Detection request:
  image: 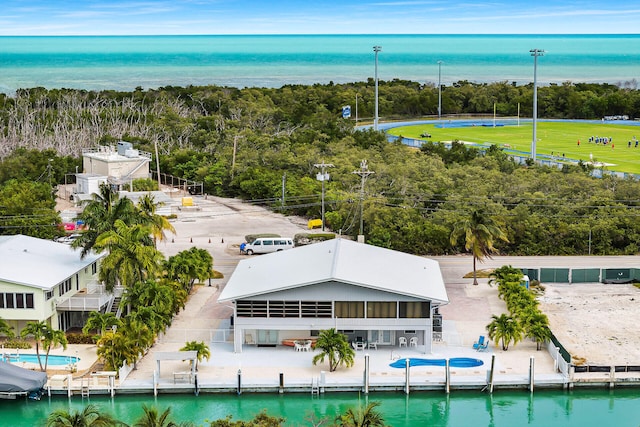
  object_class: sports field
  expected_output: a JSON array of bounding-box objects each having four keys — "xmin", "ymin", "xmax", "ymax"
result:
[{"xmin": 388, "ymin": 120, "xmax": 640, "ymax": 175}]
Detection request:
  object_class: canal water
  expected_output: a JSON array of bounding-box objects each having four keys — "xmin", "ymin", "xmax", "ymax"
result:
[{"xmin": 3, "ymin": 389, "xmax": 640, "ymax": 426}]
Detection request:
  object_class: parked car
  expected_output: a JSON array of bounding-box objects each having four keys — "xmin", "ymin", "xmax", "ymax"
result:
[{"xmin": 243, "ymin": 237, "xmax": 294, "ymax": 255}]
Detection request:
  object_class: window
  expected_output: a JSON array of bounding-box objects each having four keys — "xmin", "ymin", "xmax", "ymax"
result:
[
  {"xmin": 367, "ymin": 302, "xmax": 397, "ymax": 318},
  {"xmin": 91, "ymin": 262, "xmax": 97, "ymax": 275},
  {"xmin": 399, "ymin": 302, "xmax": 430, "ymax": 318},
  {"xmin": 335, "ymin": 301, "xmax": 364, "ymax": 318},
  {"xmin": 301, "ymin": 301, "xmax": 332, "ymax": 318},
  {"xmin": 45, "ymin": 290, "xmax": 54, "ymax": 301},
  {"xmin": 59, "ymin": 278, "xmax": 72, "ymax": 296},
  {"xmin": 263, "ymin": 240, "xmax": 273, "ymax": 246},
  {"xmin": 0, "ymin": 293, "xmax": 33, "ymax": 309}
]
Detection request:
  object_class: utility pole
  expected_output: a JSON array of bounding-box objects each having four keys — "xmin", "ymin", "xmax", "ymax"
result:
[
  {"xmin": 352, "ymin": 160, "xmax": 375, "ymax": 242},
  {"xmin": 281, "ymin": 173, "xmax": 286, "ymax": 209},
  {"xmin": 314, "ymin": 161, "xmax": 334, "ymax": 231}
]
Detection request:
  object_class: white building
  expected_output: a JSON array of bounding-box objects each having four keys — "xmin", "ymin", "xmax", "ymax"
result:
[
  {"xmin": 0, "ymin": 235, "xmax": 107, "ymax": 334},
  {"xmin": 219, "ymin": 238, "xmax": 448, "ymax": 353}
]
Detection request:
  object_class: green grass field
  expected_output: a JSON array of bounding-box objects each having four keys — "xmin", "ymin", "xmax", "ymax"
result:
[{"xmin": 388, "ymin": 121, "xmax": 640, "ymax": 174}]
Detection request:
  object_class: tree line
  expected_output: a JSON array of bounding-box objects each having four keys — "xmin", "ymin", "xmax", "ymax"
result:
[{"xmin": 2, "ymin": 81, "xmax": 640, "ymax": 256}]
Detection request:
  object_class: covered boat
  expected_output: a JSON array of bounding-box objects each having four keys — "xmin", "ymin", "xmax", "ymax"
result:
[{"xmin": 0, "ymin": 361, "xmax": 47, "ymax": 400}]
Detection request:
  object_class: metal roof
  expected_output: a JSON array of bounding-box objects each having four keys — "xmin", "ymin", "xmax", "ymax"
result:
[
  {"xmin": 0, "ymin": 235, "xmax": 103, "ymax": 290},
  {"xmin": 219, "ymin": 238, "xmax": 448, "ymax": 304}
]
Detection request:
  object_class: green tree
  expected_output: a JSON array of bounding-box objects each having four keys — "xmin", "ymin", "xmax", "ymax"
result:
[
  {"xmin": 180, "ymin": 341, "xmax": 211, "ymax": 371},
  {"xmin": 450, "ymin": 209, "xmax": 509, "ymax": 285},
  {"xmin": 82, "ymin": 311, "xmax": 120, "ymax": 337},
  {"xmin": 133, "ymin": 405, "xmax": 191, "ymax": 427},
  {"xmin": 518, "ymin": 309, "xmax": 552, "ymax": 351},
  {"xmin": 336, "ymin": 401, "xmax": 387, "ymax": 427},
  {"xmin": 209, "ymin": 410, "xmax": 284, "ymax": 427},
  {"xmin": 0, "ymin": 179, "xmax": 60, "ymax": 240},
  {"xmin": 312, "ymin": 328, "xmax": 355, "ymax": 372},
  {"xmin": 72, "ymin": 182, "xmax": 140, "ymax": 259},
  {"xmin": 20, "ymin": 321, "xmax": 49, "ymax": 371},
  {"xmin": 93, "ymin": 220, "xmax": 164, "ymax": 290},
  {"xmin": 164, "ymin": 247, "xmax": 213, "ymax": 292},
  {"xmin": 46, "ymin": 404, "xmax": 125, "ymax": 427},
  {"xmin": 137, "ymin": 193, "xmax": 176, "ymax": 247},
  {"xmin": 486, "ymin": 313, "xmax": 523, "ymax": 351},
  {"xmin": 42, "ymin": 328, "xmax": 68, "ymax": 372},
  {"xmin": 0, "ymin": 316, "xmax": 14, "ymax": 338}
]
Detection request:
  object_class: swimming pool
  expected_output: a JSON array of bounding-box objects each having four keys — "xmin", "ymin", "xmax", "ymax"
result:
[
  {"xmin": 390, "ymin": 357, "xmax": 483, "ymax": 369},
  {"xmin": 2, "ymin": 353, "xmax": 80, "ymax": 366}
]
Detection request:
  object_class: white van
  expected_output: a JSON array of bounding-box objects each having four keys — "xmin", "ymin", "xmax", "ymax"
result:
[{"xmin": 244, "ymin": 237, "xmax": 294, "ymax": 255}]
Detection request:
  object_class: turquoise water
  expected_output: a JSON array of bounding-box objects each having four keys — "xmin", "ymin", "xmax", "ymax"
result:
[
  {"xmin": 1, "ymin": 354, "xmax": 79, "ymax": 366},
  {"xmin": 3, "ymin": 390, "xmax": 640, "ymax": 426},
  {"xmin": 1, "ymin": 35, "xmax": 639, "ymax": 92},
  {"xmin": 390, "ymin": 357, "xmax": 483, "ymax": 368}
]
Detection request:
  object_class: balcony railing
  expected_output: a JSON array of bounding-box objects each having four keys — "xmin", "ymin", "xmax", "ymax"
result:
[{"xmin": 56, "ymin": 293, "xmax": 113, "ymax": 311}]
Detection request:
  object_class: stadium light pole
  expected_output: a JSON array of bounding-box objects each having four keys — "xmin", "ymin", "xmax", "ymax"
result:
[
  {"xmin": 373, "ymin": 46, "xmax": 382, "ymax": 131},
  {"xmin": 530, "ymin": 49, "xmax": 544, "ymax": 162},
  {"xmin": 437, "ymin": 60, "xmax": 443, "ymax": 120}
]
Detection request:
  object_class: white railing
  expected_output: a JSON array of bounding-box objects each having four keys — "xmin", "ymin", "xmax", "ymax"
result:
[{"xmin": 57, "ymin": 294, "xmax": 112, "ymax": 311}]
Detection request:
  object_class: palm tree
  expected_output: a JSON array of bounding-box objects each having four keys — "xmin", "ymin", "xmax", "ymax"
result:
[
  {"xmin": 93, "ymin": 220, "xmax": 164, "ymax": 290},
  {"xmin": 486, "ymin": 313, "xmax": 523, "ymax": 351},
  {"xmin": 518, "ymin": 309, "xmax": 552, "ymax": 351},
  {"xmin": 312, "ymin": 328, "xmax": 355, "ymax": 372},
  {"xmin": 180, "ymin": 341, "xmax": 211, "ymax": 371},
  {"xmin": 20, "ymin": 321, "xmax": 49, "ymax": 371},
  {"xmin": 72, "ymin": 182, "xmax": 139, "ymax": 259},
  {"xmin": 137, "ymin": 193, "xmax": 176, "ymax": 247},
  {"xmin": 450, "ymin": 209, "xmax": 509, "ymax": 285},
  {"xmin": 336, "ymin": 401, "xmax": 386, "ymax": 427},
  {"xmin": 488, "ymin": 265, "xmax": 523, "ymax": 287},
  {"xmin": 82, "ymin": 311, "xmax": 120, "ymax": 337},
  {"xmin": 46, "ymin": 404, "xmax": 125, "ymax": 427},
  {"xmin": 96, "ymin": 327, "xmax": 144, "ymax": 371},
  {"xmin": 0, "ymin": 316, "xmax": 14, "ymax": 338},
  {"xmin": 133, "ymin": 405, "xmax": 181, "ymax": 427},
  {"xmin": 42, "ymin": 328, "xmax": 68, "ymax": 371}
]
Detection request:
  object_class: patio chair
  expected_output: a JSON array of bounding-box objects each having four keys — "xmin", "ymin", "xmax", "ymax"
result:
[
  {"xmin": 294, "ymin": 341, "xmax": 303, "ymax": 351},
  {"xmin": 302, "ymin": 340, "xmax": 312, "ymax": 352},
  {"xmin": 476, "ymin": 340, "xmax": 490, "ymax": 352},
  {"xmin": 398, "ymin": 337, "xmax": 407, "ymax": 347},
  {"xmin": 409, "ymin": 337, "xmax": 418, "ymax": 347},
  {"xmin": 472, "ymin": 335, "xmax": 485, "ymax": 350}
]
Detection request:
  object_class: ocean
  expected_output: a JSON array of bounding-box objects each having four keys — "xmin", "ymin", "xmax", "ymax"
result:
[{"xmin": 1, "ymin": 34, "xmax": 639, "ymax": 93}]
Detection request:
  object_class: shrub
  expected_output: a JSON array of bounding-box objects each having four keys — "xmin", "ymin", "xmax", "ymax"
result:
[
  {"xmin": 66, "ymin": 333, "xmax": 98, "ymax": 344},
  {"xmin": 2, "ymin": 338, "xmax": 32, "ymax": 349},
  {"xmin": 293, "ymin": 232, "xmax": 336, "ymax": 246}
]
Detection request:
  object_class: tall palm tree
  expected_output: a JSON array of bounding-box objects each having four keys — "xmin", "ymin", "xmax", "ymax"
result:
[
  {"xmin": 180, "ymin": 341, "xmax": 211, "ymax": 371},
  {"xmin": 72, "ymin": 182, "xmax": 139, "ymax": 259},
  {"xmin": 82, "ymin": 311, "xmax": 120, "ymax": 337},
  {"xmin": 20, "ymin": 321, "xmax": 49, "ymax": 371},
  {"xmin": 137, "ymin": 193, "xmax": 176, "ymax": 247},
  {"xmin": 336, "ymin": 401, "xmax": 387, "ymax": 427},
  {"xmin": 312, "ymin": 328, "xmax": 355, "ymax": 372},
  {"xmin": 46, "ymin": 404, "xmax": 125, "ymax": 427},
  {"xmin": 450, "ymin": 209, "xmax": 509, "ymax": 285},
  {"xmin": 487, "ymin": 313, "xmax": 523, "ymax": 351},
  {"xmin": 93, "ymin": 220, "xmax": 164, "ymax": 290}
]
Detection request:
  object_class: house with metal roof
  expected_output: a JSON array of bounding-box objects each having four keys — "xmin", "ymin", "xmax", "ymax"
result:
[
  {"xmin": 0, "ymin": 235, "xmax": 107, "ymax": 334},
  {"xmin": 219, "ymin": 238, "xmax": 448, "ymax": 353}
]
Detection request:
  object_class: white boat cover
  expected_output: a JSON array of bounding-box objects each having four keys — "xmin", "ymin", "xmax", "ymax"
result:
[{"xmin": 0, "ymin": 361, "xmax": 47, "ymax": 393}]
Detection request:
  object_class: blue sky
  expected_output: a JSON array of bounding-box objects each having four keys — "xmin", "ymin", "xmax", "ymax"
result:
[{"xmin": 2, "ymin": 1, "xmax": 640, "ymax": 35}]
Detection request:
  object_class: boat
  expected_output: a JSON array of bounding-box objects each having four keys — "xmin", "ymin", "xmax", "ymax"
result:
[{"xmin": 0, "ymin": 361, "xmax": 47, "ymax": 400}]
